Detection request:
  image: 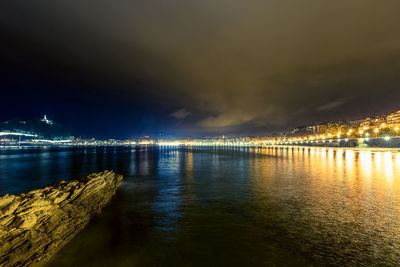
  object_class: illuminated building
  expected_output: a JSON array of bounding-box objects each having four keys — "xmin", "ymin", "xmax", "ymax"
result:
[
  {"xmin": 387, "ymin": 110, "xmax": 400, "ymax": 124},
  {"xmin": 360, "ymin": 117, "xmax": 371, "ymax": 128},
  {"xmin": 41, "ymin": 115, "xmax": 53, "ymax": 125}
]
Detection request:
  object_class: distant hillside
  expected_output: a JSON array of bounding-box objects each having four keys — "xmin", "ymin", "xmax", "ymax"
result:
[{"xmin": 0, "ymin": 116, "xmax": 77, "ymax": 139}]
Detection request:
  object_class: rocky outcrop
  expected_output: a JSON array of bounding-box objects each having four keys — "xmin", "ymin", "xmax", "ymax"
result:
[{"xmin": 0, "ymin": 171, "xmax": 123, "ymax": 266}]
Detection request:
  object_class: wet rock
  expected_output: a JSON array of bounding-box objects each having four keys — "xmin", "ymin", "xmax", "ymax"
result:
[{"xmin": 0, "ymin": 171, "xmax": 123, "ymax": 267}]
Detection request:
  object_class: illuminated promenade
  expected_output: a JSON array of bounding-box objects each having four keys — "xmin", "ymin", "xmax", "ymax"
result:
[{"xmin": 155, "ymin": 136, "xmax": 400, "ymax": 150}]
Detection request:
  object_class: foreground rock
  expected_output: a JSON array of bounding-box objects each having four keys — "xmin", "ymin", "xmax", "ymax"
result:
[{"xmin": 0, "ymin": 171, "xmax": 123, "ymax": 266}]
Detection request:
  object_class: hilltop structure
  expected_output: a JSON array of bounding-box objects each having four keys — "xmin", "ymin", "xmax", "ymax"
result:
[
  {"xmin": 0, "ymin": 115, "xmax": 76, "ymax": 140},
  {"xmin": 41, "ymin": 115, "xmax": 53, "ymax": 125}
]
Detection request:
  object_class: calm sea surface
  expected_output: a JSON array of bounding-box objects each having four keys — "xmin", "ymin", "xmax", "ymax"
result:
[{"xmin": 1, "ymin": 146, "xmax": 400, "ymax": 266}]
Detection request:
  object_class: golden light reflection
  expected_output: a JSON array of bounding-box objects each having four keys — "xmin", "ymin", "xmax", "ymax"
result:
[
  {"xmin": 336, "ymin": 149, "xmax": 343, "ymax": 168},
  {"xmin": 186, "ymin": 151, "xmax": 193, "ymax": 175},
  {"xmin": 257, "ymin": 147, "xmax": 400, "ymax": 192},
  {"xmin": 359, "ymin": 151, "xmax": 372, "ymax": 177},
  {"xmin": 384, "ymin": 152, "xmax": 394, "ymax": 180},
  {"xmin": 328, "ymin": 149, "xmax": 334, "ymax": 166},
  {"xmin": 345, "ymin": 150, "xmax": 355, "ymax": 171},
  {"xmin": 375, "ymin": 152, "xmax": 382, "ymax": 166},
  {"xmin": 321, "ymin": 148, "xmax": 326, "ymax": 160}
]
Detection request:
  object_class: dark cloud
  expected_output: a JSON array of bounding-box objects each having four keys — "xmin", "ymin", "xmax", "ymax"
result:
[
  {"xmin": 317, "ymin": 97, "xmax": 351, "ymax": 111},
  {"xmin": 170, "ymin": 108, "xmax": 191, "ymax": 119},
  {"xmin": 1, "ymin": 0, "xmax": 400, "ymax": 136}
]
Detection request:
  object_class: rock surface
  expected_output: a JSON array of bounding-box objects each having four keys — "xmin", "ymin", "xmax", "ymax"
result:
[{"xmin": 0, "ymin": 171, "xmax": 123, "ymax": 267}]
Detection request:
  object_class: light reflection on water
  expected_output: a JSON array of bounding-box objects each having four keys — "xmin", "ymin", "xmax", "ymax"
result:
[{"xmin": 1, "ymin": 146, "xmax": 400, "ymax": 265}]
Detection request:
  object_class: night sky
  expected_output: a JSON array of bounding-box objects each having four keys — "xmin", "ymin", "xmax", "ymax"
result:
[{"xmin": 1, "ymin": 1, "xmax": 400, "ymax": 139}]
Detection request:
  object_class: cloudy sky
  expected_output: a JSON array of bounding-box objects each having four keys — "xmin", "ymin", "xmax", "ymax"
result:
[{"xmin": 1, "ymin": 0, "xmax": 400, "ymax": 138}]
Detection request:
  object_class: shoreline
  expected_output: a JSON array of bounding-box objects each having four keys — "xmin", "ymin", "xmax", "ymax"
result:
[
  {"xmin": 264, "ymin": 145, "xmax": 400, "ymax": 153},
  {"xmin": 2, "ymin": 143, "xmax": 400, "ymax": 154}
]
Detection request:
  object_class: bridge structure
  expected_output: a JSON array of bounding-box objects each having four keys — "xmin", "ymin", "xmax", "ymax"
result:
[
  {"xmin": 0, "ymin": 131, "xmax": 72, "ymax": 147},
  {"xmin": 0, "ymin": 131, "xmax": 38, "ymax": 137}
]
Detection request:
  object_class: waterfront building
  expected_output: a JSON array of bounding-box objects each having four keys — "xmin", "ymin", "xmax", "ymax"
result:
[
  {"xmin": 360, "ymin": 117, "xmax": 371, "ymax": 128},
  {"xmin": 387, "ymin": 110, "xmax": 400, "ymax": 124},
  {"xmin": 306, "ymin": 124, "xmax": 327, "ymax": 134},
  {"xmin": 291, "ymin": 126, "xmax": 311, "ymax": 136},
  {"xmin": 306, "ymin": 124, "xmax": 328, "ymax": 134},
  {"xmin": 317, "ymin": 124, "xmax": 329, "ymax": 134},
  {"xmin": 348, "ymin": 119, "xmax": 364, "ymax": 127}
]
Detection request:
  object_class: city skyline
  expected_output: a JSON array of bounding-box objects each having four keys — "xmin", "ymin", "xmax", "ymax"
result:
[{"xmin": 2, "ymin": 107, "xmax": 400, "ymax": 143}]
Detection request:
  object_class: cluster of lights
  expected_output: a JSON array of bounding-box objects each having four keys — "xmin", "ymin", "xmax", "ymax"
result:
[
  {"xmin": 32, "ymin": 139, "xmax": 73, "ymax": 143},
  {"xmin": 158, "ymin": 142, "xmax": 182, "ymax": 146},
  {"xmin": 134, "ymin": 131, "xmax": 400, "ymax": 147},
  {"xmin": 257, "ymin": 123, "xmax": 400, "ymax": 146}
]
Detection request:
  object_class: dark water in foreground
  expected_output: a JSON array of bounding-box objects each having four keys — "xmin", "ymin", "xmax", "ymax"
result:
[{"xmin": 1, "ymin": 146, "xmax": 400, "ymax": 266}]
